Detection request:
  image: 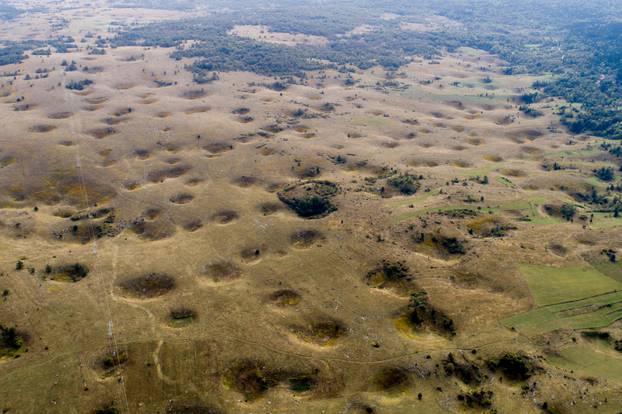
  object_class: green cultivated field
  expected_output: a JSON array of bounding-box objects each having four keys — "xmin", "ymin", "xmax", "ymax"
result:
[
  {"xmin": 585, "ymin": 253, "xmax": 622, "ymax": 283},
  {"xmin": 502, "ymin": 264, "xmax": 622, "ymax": 336},
  {"xmin": 547, "ymin": 342, "xmax": 622, "ymax": 383}
]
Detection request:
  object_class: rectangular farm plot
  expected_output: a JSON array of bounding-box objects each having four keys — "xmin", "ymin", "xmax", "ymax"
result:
[
  {"xmin": 502, "ymin": 264, "xmax": 622, "ymax": 336},
  {"xmin": 519, "ymin": 264, "xmax": 622, "ymax": 306},
  {"xmin": 547, "ymin": 342, "xmax": 622, "ymax": 384}
]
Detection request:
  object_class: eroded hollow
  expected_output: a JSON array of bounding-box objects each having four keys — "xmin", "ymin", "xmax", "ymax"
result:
[
  {"xmin": 212, "ymin": 210, "xmax": 239, "ymax": 224},
  {"xmin": 290, "ymin": 229, "xmax": 324, "ymax": 249},
  {"xmin": 204, "ymin": 142, "xmax": 233, "ymax": 154},
  {"xmin": 290, "ymin": 318, "xmax": 347, "ymax": 346},
  {"xmin": 268, "ymin": 289, "xmax": 301, "ymax": 307},
  {"xmin": 372, "ymin": 367, "xmax": 411, "ymax": 392},
  {"xmin": 240, "ymin": 247, "xmax": 264, "ymax": 263},
  {"xmin": 278, "ymin": 181, "xmax": 339, "ymax": 219},
  {"xmin": 204, "ymin": 261, "xmax": 241, "ymax": 282},
  {"xmin": 365, "ymin": 260, "xmax": 412, "ymax": 290},
  {"xmin": 169, "ymin": 193, "xmax": 194, "ymax": 204},
  {"xmin": 169, "ymin": 307, "xmax": 197, "ymax": 327},
  {"xmin": 225, "ymin": 359, "xmax": 320, "ymax": 401},
  {"xmin": 233, "ymin": 175, "xmax": 257, "ymax": 188},
  {"xmin": 98, "ymin": 349, "xmax": 129, "ymax": 372},
  {"xmin": 130, "ymin": 220, "xmax": 176, "ymax": 241},
  {"xmin": 88, "ymin": 127, "xmax": 116, "ymax": 139},
  {"xmin": 182, "ymin": 220, "xmax": 203, "ymax": 232},
  {"xmin": 118, "ymin": 273, "xmax": 175, "ymax": 298},
  {"xmin": 30, "ymin": 124, "xmax": 57, "ymax": 133},
  {"xmin": 165, "ymin": 402, "xmax": 222, "ymax": 414},
  {"xmin": 48, "ymin": 111, "xmax": 73, "ymax": 119},
  {"xmin": 258, "ymin": 202, "xmax": 282, "ymax": 215},
  {"xmin": 46, "ymin": 263, "xmax": 89, "ymax": 282},
  {"xmin": 146, "ymin": 165, "xmax": 190, "ymax": 183}
]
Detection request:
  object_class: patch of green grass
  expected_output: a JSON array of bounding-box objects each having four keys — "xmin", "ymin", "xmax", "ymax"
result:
[
  {"xmin": 586, "ymin": 255, "xmax": 622, "ymax": 283},
  {"xmin": 390, "ymin": 188, "xmax": 439, "ymax": 207},
  {"xmin": 503, "ymin": 290, "xmax": 622, "ymax": 335},
  {"xmin": 588, "ymin": 212, "xmax": 622, "ymax": 229},
  {"xmin": 547, "ymin": 342, "xmax": 622, "ymax": 384},
  {"xmin": 395, "ymin": 203, "xmax": 482, "ymax": 222},
  {"xmin": 543, "ymin": 147, "xmax": 600, "ymax": 159},
  {"xmin": 518, "ymin": 264, "xmax": 621, "ymax": 306},
  {"xmin": 502, "ymin": 264, "xmax": 622, "ymax": 335},
  {"xmin": 584, "ymin": 175, "xmax": 610, "ymax": 190},
  {"xmin": 497, "ymin": 176, "xmax": 515, "ymax": 188},
  {"xmin": 395, "ymin": 195, "xmax": 561, "ymax": 224},
  {"xmin": 399, "ymin": 87, "xmax": 513, "ymax": 105}
]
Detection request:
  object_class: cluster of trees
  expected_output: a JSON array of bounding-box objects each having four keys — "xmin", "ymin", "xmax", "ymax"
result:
[
  {"xmin": 0, "ymin": 324, "xmax": 24, "ymax": 356},
  {"xmin": 0, "ymin": 37, "xmax": 77, "ymax": 66},
  {"xmin": 0, "ymin": 41, "xmax": 38, "ymax": 66},
  {"xmin": 65, "ymin": 79, "xmax": 93, "ymax": 91}
]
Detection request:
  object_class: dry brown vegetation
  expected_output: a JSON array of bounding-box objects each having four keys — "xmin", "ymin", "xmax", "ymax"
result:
[{"xmin": 0, "ymin": 3, "xmax": 621, "ymax": 414}]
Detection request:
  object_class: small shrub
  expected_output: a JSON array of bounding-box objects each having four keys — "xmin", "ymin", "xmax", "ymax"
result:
[
  {"xmin": 442, "ymin": 353, "xmax": 482, "ymax": 385},
  {"xmin": 288, "ymin": 375, "xmax": 315, "ymax": 392},
  {"xmin": 66, "ymin": 79, "xmax": 93, "ymax": 91},
  {"xmin": 320, "ymin": 102, "xmax": 336, "ymax": 112},
  {"xmin": 101, "ymin": 350, "xmax": 129, "ymax": 370},
  {"xmin": 560, "ymin": 204, "xmax": 576, "ymax": 221},
  {"xmin": 458, "ymin": 389, "xmax": 493, "ymax": 408}
]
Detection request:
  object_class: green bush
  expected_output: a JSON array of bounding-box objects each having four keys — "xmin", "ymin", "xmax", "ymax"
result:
[
  {"xmin": 387, "ymin": 174, "xmax": 419, "ymax": 195},
  {"xmin": 488, "ymin": 352, "xmax": 535, "ymax": 381}
]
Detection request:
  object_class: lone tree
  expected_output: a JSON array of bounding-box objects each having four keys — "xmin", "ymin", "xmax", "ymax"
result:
[
  {"xmin": 595, "ymin": 167, "xmax": 615, "ymax": 182},
  {"xmin": 560, "ymin": 204, "xmax": 576, "ymax": 221}
]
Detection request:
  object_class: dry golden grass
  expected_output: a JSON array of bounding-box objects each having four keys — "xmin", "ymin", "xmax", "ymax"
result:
[{"xmin": 0, "ymin": 5, "xmax": 620, "ymax": 414}]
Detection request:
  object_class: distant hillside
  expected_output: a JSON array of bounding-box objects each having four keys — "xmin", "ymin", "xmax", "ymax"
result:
[{"xmin": 0, "ymin": 2, "xmax": 22, "ymax": 20}]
